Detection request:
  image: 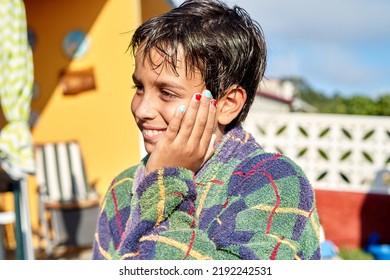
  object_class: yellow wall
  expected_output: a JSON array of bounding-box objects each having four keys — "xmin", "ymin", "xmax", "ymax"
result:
[
  {"xmin": 1, "ymin": 0, "xmax": 172, "ymax": 250},
  {"xmin": 22, "ymin": 0, "xmax": 143, "ymax": 244}
]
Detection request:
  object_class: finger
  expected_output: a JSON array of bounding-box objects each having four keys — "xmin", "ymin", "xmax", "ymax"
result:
[
  {"xmin": 199, "ymin": 97, "xmax": 217, "ymax": 150},
  {"xmin": 164, "ymin": 104, "xmax": 187, "ymax": 142},
  {"xmin": 175, "ymin": 92, "xmax": 202, "ymax": 141},
  {"xmin": 186, "ymin": 89, "xmax": 213, "ymax": 143}
]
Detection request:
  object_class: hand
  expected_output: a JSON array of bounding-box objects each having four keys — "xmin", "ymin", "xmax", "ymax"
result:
[{"xmin": 145, "ymin": 90, "xmax": 217, "ymax": 175}]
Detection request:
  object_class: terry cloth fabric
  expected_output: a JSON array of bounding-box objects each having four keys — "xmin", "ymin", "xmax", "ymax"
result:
[{"xmin": 92, "ymin": 125, "xmax": 321, "ymax": 260}]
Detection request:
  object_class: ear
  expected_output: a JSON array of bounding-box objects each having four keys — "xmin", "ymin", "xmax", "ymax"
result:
[{"xmin": 217, "ymin": 85, "xmax": 247, "ymax": 126}]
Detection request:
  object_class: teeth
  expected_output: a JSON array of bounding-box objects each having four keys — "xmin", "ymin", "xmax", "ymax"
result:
[{"xmin": 143, "ymin": 129, "xmax": 164, "ymax": 137}]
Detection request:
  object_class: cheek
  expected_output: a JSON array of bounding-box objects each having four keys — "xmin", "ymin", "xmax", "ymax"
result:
[
  {"xmin": 162, "ymin": 104, "xmax": 179, "ymax": 124},
  {"xmin": 163, "ymin": 97, "xmax": 193, "ymax": 124}
]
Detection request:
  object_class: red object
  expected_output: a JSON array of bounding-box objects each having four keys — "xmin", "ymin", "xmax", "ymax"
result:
[{"xmin": 315, "ymin": 189, "xmax": 390, "ymax": 248}]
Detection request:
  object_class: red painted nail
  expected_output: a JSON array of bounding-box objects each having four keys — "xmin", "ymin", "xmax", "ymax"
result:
[
  {"xmin": 195, "ymin": 93, "xmax": 202, "ymax": 101},
  {"xmin": 211, "ymin": 99, "xmax": 217, "ymax": 107}
]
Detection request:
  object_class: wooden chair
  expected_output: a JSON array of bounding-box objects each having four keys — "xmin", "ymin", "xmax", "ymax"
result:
[{"xmin": 35, "ymin": 141, "xmax": 100, "ymax": 257}]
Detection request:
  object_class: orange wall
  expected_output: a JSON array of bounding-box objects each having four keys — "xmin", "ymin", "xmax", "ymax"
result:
[
  {"xmin": 141, "ymin": 0, "xmax": 172, "ymax": 21},
  {"xmin": 22, "ymin": 0, "xmax": 143, "ymax": 241}
]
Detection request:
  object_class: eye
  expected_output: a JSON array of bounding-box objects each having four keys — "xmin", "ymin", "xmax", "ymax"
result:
[
  {"xmin": 160, "ymin": 90, "xmax": 177, "ymax": 101},
  {"xmin": 132, "ymin": 84, "xmax": 144, "ymax": 95}
]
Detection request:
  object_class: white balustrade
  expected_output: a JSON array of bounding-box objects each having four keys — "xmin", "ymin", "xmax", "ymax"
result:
[{"xmin": 243, "ymin": 112, "xmax": 390, "ymax": 194}]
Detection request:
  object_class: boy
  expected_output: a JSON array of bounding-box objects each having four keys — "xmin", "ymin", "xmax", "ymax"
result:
[{"xmin": 93, "ymin": 0, "xmax": 321, "ymax": 260}]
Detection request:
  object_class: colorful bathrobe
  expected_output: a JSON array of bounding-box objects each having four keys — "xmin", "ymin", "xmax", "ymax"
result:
[{"xmin": 92, "ymin": 126, "xmax": 321, "ymax": 260}]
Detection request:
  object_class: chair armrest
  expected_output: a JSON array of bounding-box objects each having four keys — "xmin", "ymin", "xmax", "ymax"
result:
[{"xmin": 44, "ymin": 198, "xmax": 100, "ymax": 210}]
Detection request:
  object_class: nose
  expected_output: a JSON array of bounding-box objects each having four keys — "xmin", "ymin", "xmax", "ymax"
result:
[{"xmin": 131, "ymin": 92, "xmax": 156, "ymax": 120}]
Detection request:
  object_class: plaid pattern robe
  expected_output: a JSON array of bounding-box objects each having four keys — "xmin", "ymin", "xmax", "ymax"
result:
[{"xmin": 92, "ymin": 126, "xmax": 321, "ymax": 260}]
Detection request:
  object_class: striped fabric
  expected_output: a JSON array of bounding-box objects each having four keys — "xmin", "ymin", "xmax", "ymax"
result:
[
  {"xmin": 35, "ymin": 141, "xmax": 97, "ymax": 203},
  {"xmin": 93, "ymin": 126, "xmax": 321, "ymax": 260},
  {"xmin": 0, "ymin": 0, "xmax": 35, "ymax": 180}
]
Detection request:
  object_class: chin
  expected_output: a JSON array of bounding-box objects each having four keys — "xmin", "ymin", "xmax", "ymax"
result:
[{"xmin": 143, "ymin": 142, "xmax": 156, "ymax": 154}]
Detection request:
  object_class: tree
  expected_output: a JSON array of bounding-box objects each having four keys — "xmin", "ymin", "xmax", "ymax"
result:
[
  {"xmin": 344, "ymin": 96, "xmax": 378, "ymax": 115},
  {"xmin": 280, "ymin": 76, "xmax": 390, "ymax": 116},
  {"xmin": 376, "ymin": 94, "xmax": 390, "ymax": 116}
]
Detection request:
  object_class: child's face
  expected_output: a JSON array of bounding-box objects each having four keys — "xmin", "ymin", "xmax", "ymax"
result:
[{"xmin": 131, "ymin": 47, "xmax": 206, "ymax": 154}]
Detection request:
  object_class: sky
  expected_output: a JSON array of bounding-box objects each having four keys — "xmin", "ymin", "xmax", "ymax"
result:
[{"xmin": 168, "ymin": 0, "xmax": 390, "ymax": 98}]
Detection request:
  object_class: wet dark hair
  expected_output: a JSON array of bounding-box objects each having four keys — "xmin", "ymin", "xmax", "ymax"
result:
[{"xmin": 129, "ymin": 0, "xmax": 267, "ymax": 130}]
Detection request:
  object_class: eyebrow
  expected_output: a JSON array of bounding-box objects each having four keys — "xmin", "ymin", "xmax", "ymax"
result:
[{"xmin": 132, "ymin": 74, "xmax": 187, "ymax": 91}]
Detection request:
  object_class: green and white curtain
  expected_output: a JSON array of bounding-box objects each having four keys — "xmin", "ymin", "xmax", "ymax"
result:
[{"xmin": 0, "ymin": 0, "xmax": 35, "ymax": 180}]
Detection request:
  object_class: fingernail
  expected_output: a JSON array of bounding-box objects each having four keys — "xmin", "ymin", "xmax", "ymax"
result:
[
  {"xmin": 178, "ymin": 105, "xmax": 186, "ymax": 112},
  {"xmin": 211, "ymin": 99, "xmax": 217, "ymax": 107},
  {"xmin": 203, "ymin": 90, "xmax": 212, "ymax": 98},
  {"xmin": 195, "ymin": 93, "xmax": 202, "ymax": 101}
]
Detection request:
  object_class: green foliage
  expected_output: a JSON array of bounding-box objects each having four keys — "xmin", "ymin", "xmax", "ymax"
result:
[
  {"xmin": 377, "ymin": 95, "xmax": 390, "ymax": 115},
  {"xmin": 281, "ymin": 76, "xmax": 390, "ymax": 116}
]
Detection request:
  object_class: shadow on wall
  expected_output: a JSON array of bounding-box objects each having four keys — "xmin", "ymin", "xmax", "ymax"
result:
[
  {"xmin": 360, "ymin": 192, "xmax": 390, "ymax": 247},
  {"xmin": 21, "ymin": 0, "xmax": 107, "ymax": 131}
]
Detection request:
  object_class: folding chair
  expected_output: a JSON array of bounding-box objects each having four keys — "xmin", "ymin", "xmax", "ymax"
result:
[{"xmin": 35, "ymin": 141, "xmax": 100, "ymax": 257}]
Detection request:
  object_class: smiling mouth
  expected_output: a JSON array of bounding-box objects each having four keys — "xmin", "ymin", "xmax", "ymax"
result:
[{"xmin": 142, "ymin": 129, "xmax": 165, "ymax": 141}]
